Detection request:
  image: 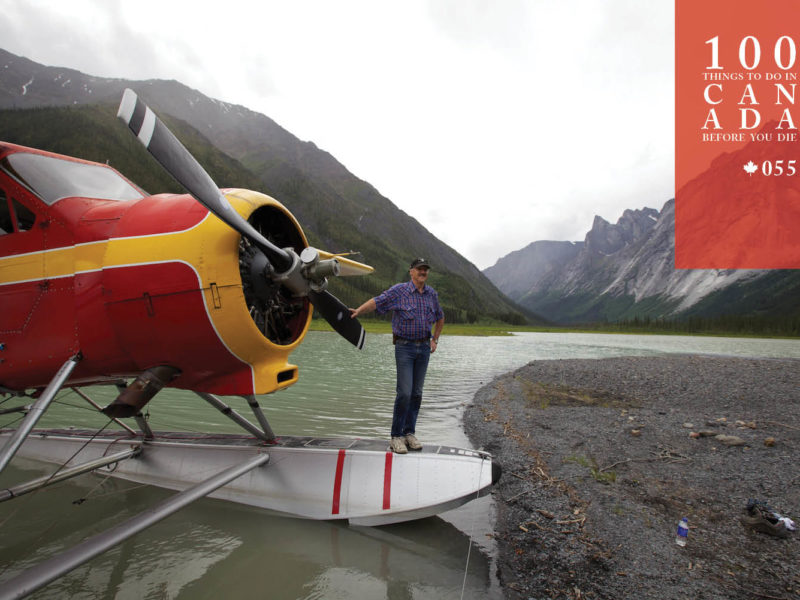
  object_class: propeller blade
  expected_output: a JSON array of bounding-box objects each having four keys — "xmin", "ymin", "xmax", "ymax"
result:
[
  {"xmin": 117, "ymin": 89, "xmax": 371, "ymax": 350},
  {"xmin": 309, "ymin": 290, "xmax": 366, "ymax": 349},
  {"xmin": 317, "ymin": 251, "xmax": 374, "ymax": 276},
  {"xmin": 117, "ymin": 88, "xmax": 292, "ymax": 271}
]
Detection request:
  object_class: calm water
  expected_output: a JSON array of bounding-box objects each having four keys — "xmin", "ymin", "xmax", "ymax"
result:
[{"xmin": 1, "ymin": 332, "xmax": 799, "ymax": 599}]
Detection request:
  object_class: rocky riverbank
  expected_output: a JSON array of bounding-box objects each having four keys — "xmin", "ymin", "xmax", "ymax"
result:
[{"xmin": 463, "ymin": 355, "xmax": 799, "ymax": 600}]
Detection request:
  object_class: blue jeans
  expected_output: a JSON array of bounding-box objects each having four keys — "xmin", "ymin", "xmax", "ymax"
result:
[{"xmin": 391, "ymin": 339, "xmax": 431, "ymax": 437}]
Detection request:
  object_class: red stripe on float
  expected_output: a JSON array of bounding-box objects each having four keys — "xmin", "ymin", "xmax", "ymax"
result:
[
  {"xmin": 383, "ymin": 452, "xmax": 393, "ymax": 510},
  {"xmin": 331, "ymin": 449, "xmax": 346, "ymax": 515}
]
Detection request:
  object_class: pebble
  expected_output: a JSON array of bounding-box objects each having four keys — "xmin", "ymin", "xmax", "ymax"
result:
[
  {"xmin": 697, "ymin": 430, "xmax": 718, "ymax": 437},
  {"xmin": 714, "ymin": 434, "xmax": 745, "ymax": 446}
]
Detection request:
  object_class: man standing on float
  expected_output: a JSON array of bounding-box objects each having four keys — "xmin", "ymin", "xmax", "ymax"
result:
[{"xmin": 350, "ymin": 258, "xmax": 445, "ymax": 454}]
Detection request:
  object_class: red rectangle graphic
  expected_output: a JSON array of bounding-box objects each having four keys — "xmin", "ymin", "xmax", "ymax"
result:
[{"xmin": 676, "ymin": 0, "xmax": 800, "ymax": 268}]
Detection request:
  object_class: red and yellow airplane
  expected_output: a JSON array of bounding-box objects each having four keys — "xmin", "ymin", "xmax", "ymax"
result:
[
  {"xmin": 0, "ymin": 91, "xmax": 499, "ymax": 597},
  {"xmin": 0, "ymin": 88, "xmax": 372, "ymax": 412}
]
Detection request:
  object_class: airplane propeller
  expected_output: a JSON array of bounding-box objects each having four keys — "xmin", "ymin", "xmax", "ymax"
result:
[{"xmin": 117, "ymin": 89, "xmax": 366, "ymax": 349}]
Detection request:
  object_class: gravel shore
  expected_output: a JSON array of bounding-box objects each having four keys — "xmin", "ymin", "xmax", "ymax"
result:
[{"xmin": 463, "ymin": 355, "xmax": 800, "ymax": 600}]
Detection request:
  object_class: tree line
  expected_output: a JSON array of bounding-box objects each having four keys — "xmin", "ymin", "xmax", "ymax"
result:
[{"xmin": 588, "ymin": 314, "xmax": 800, "ymax": 337}]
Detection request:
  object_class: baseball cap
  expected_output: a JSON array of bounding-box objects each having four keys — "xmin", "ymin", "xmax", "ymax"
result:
[{"xmin": 409, "ymin": 258, "xmax": 431, "ymax": 269}]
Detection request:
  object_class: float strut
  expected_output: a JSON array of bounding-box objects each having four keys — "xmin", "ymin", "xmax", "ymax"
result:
[
  {"xmin": 244, "ymin": 395, "xmax": 276, "ymax": 441},
  {"xmin": 195, "ymin": 392, "xmax": 271, "ymax": 442},
  {"xmin": 0, "ymin": 452, "xmax": 270, "ymax": 600},
  {"xmin": 71, "ymin": 388, "xmax": 137, "ymax": 436},
  {"xmin": 0, "ymin": 354, "xmax": 81, "ymax": 475},
  {"xmin": 133, "ymin": 413, "xmax": 154, "ymax": 440},
  {"xmin": 0, "ymin": 446, "xmax": 142, "ymax": 502}
]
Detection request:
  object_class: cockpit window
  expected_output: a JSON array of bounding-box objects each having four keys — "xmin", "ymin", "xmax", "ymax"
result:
[
  {"xmin": 0, "ymin": 151, "xmax": 145, "ymax": 206},
  {"xmin": 0, "ymin": 190, "xmax": 10, "ymax": 235},
  {"xmin": 0, "ymin": 188, "xmax": 38, "ymax": 234},
  {"xmin": 14, "ymin": 199, "xmax": 36, "ymax": 231}
]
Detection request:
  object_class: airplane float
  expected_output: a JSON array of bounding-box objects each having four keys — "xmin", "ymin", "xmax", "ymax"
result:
[{"xmin": 0, "ymin": 90, "xmax": 499, "ymax": 597}]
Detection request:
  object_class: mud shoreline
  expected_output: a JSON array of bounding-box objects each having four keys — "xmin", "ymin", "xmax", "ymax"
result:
[{"xmin": 463, "ymin": 355, "xmax": 799, "ymax": 600}]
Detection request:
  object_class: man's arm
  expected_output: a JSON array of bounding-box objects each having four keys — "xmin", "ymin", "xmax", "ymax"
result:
[
  {"xmin": 350, "ymin": 297, "xmax": 377, "ymax": 319},
  {"xmin": 430, "ymin": 317, "xmax": 444, "ymax": 352}
]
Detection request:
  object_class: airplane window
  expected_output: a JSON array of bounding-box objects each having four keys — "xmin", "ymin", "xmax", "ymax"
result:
[
  {"xmin": 13, "ymin": 199, "xmax": 36, "ymax": 231},
  {"xmin": 0, "ymin": 190, "xmax": 10, "ymax": 235},
  {"xmin": 0, "ymin": 152, "xmax": 145, "ymax": 206}
]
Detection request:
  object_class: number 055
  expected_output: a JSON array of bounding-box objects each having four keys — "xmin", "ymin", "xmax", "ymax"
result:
[{"xmin": 761, "ymin": 160, "xmax": 797, "ymax": 176}]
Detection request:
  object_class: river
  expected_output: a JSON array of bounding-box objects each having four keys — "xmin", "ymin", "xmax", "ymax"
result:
[{"xmin": 1, "ymin": 332, "xmax": 799, "ymax": 599}]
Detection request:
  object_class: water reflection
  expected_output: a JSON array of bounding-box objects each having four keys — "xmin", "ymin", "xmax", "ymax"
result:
[{"xmin": 0, "ymin": 461, "xmax": 497, "ymax": 600}]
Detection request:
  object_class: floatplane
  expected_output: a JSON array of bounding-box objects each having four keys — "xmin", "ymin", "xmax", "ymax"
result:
[{"xmin": 0, "ymin": 90, "xmax": 499, "ymax": 597}]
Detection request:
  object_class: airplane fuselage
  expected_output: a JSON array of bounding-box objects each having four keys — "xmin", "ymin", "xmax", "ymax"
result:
[{"xmin": 0, "ymin": 142, "xmax": 309, "ymax": 395}]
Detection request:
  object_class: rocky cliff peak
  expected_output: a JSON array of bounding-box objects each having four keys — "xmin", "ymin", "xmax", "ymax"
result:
[{"xmin": 584, "ymin": 207, "xmax": 659, "ymax": 256}]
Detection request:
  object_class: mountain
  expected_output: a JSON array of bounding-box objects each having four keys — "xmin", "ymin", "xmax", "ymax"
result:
[
  {"xmin": 0, "ymin": 48, "xmax": 536, "ymax": 325},
  {"xmin": 485, "ymin": 199, "xmax": 799, "ymax": 324},
  {"xmin": 483, "ymin": 240, "xmax": 583, "ymax": 300}
]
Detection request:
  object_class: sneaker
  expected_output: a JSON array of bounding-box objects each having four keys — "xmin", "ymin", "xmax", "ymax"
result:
[
  {"xmin": 741, "ymin": 502, "xmax": 790, "ymax": 538},
  {"xmin": 390, "ymin": 437, "xmax": 408, "ymax": 454},
  {"xmin": 405, "ymin": 434, "xmax": 423, "ymax": 451}
]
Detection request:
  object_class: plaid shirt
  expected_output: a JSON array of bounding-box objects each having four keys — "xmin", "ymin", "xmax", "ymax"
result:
[{"xmin": 374, "ymin": 281, "xmax": 444, "ymax": 340}]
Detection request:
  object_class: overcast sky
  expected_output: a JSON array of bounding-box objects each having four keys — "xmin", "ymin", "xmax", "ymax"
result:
[{"xmin": 1, "ymin": 0, "xmax": 675, "ymax": 270}]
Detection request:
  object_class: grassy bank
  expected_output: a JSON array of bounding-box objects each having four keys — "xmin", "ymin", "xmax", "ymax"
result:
[
  {"xmin": 309, "ymin": 318, "xmax": 800, "ymax": 339},
  {"xmin": 308, "ymin": 318, "xmax": 515, "ymax": 336}
]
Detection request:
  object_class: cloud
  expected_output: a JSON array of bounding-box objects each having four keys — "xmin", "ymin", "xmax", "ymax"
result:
[
  {"xmin": 426, "ymin": 0, "xmax": 532, "ymax": 55},
  {"xmin": 0, "ymin": 0, "xmax": 676, "ymax": 270}
]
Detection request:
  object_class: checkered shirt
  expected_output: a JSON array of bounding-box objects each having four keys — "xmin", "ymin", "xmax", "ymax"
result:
[{"xmin": 374, "ymin": 281, "xmax": 444, "ymax": 340}]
